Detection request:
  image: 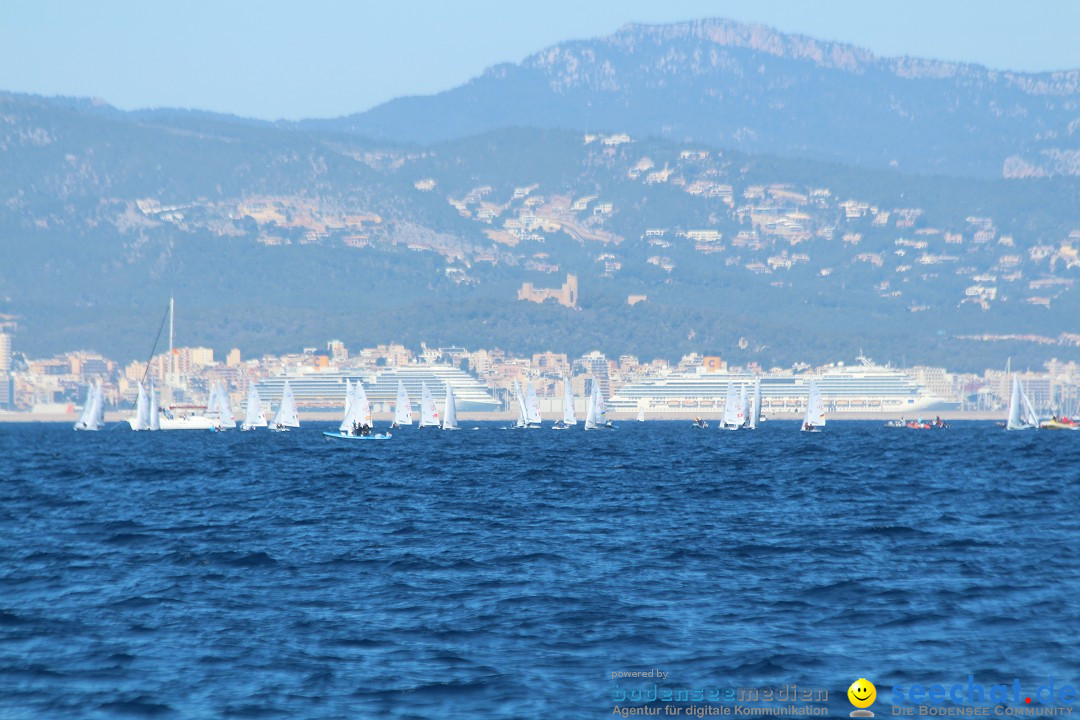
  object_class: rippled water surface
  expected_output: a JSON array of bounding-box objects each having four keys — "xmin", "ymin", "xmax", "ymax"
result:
[{"xmin": 2, "ymin": 421, "xmax": 1078, "ymax": 718}]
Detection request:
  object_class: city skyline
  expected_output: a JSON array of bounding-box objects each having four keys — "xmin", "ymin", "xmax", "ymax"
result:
[
  {"xmin": 7, "ymin": 330, "xmax": 1080, "ymax": 417},
  {"xmin": 2, "ymin": 1, "xmax": 1079, "ymax": 120}
]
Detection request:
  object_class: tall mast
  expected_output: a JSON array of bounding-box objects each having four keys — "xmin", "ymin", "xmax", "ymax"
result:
[{"xmin": 168, "ymin": 295, "xmax": 175, "ymax": 382}]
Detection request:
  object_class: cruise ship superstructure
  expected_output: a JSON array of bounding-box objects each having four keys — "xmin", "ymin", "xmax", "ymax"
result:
[
  {"xmin": 609, "ymin": 357, "xmax": 957, "ymax": 414},
  {"xmin": 257, "ymin": 364, "xmax": 500, "ymax": 413}
]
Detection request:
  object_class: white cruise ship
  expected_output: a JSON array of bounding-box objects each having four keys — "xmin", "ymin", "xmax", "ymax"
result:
[
  {"xmin": 257, "ymin": 365, "xmax": 500, "ymax": 413},
  {"xmin": 609, "ymin": 356, "xmax": 957, "ymax": 414}
]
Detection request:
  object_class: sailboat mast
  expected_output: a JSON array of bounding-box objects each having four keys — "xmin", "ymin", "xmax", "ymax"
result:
[{"xmin": 168, "ymin": 295, "xmax": 175, "ymax": 382}]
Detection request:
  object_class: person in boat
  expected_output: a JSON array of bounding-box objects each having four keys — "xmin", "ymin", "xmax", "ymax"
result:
[
  {"xmin": 553, "ymin": 420, "xmax": 565, "ymax": 429},
  {"xmin": 360, "ymin": 424, "xmax": 371, "ymax": 436}
]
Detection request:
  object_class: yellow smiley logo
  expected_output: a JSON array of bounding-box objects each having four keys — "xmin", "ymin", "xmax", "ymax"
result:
[{"xmin": 848, "ymin": 678, "xmax": 876, "ymax": 712}]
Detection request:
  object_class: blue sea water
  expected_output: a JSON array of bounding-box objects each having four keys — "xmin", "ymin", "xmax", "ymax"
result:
[{"xmin": 1, "ymin": 421, "xmax": 1078, "ymax": 719}]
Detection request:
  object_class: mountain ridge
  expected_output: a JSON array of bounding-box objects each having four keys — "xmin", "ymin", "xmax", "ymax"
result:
[{"xmin": 308, "ymin": 17, "xmax": 1080, "ymax": 179}]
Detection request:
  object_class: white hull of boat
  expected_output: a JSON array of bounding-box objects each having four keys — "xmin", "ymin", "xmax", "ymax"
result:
[
  {"xmin": 159, "ymin": 415, "xmax": 218, "ymax": 430},
  {"xmin": 323, "ymin": 431, "xmax": 392, "ymax": 441}
]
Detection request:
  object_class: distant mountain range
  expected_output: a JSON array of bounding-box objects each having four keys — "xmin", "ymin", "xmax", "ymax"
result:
[
  {"xmin": 1, "ymin": 18, "xmax": 1079, "ymax": 371},
  {"xmin": 306, "ymin": 19, "xmax": 1080, "ymax": 179}
]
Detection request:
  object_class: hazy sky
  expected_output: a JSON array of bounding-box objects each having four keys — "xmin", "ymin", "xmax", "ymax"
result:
[{"xmin": 3, "ymin": 0, "xmax": 1079, "ymax": 120}]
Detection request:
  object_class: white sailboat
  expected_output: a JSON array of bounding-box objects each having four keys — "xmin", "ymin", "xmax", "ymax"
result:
[
  {"xmin": 442, "ymin": 383, "xmax": 459, "ymax": 430},
  {"xmin": 801, "ymin": 380, "xmax": 825, "ymax": 432},
  {"xmin": 720, "ymin": 383, "xmax": 742, "ymax": 430},
  {"xmin": 740, "ymin": 386, "xmax": 750, "ymax": 428},
  {"xmin": 637, "ymin": 408, "xmax": 646, "ymax": 422},
  {"xmin": 512, "ymin": 380, "xmax": 529, "ymax": 428},
  {"xmin": 337, "ymin": 381, "xmax": 367, "ymax": 433},
  {"xmin": 392, "ymin": 380, "xmax": 413, "ymax": 428},
  {"xmin": 419, "ymin": 381, "xmax": 440, "ymax": 428},
  {"xmin": 584, "ymin": 380, "xmax": 612, "ymax": 430},
  {"xmin": 74, "ymin": 380, "xmax": 104, "ymax": 431},
  {"xmin": 241, "ymin": 381, "xmax": 267, "ymax": 431},
  {"xmin": 217, "ymin": 383, "xmax": 236, "ymax": 430},
  {"xmin": 324, "ymin": 380, "xmax": 391, "ymax": 440},
  {"xmin": 127, "ymin": 382, "xmax": 151, "ymax": 431},
  {"xmin": 748, "ymin": 377, "xmax": 762, "ymax": 430},
  {"xmin": 554, "ymin": 379, "xmax": 576, "ymax": 430},
  {"xmin": 149, "ymin": 381, "xmax": 160, "ymax": 431},
  {"xmin": 1005, "ymin": 375, "xmax": 1039, "ymax": 431},
  {"xmin": 270, "ymin": 380, "xmax": 300, "ymax": 431},
  {"xmin": 140, "ymin": 297, "xmax": 217, "ymax": 430},
  {"xmin": 524, "ymin": 381, "xmax": 542, "ymax": 428},
  {"xmin": 203, "ymin": 381, "xmax": 222, "ymax": 429},
  {"xmin": 204, "ymin": 381, "xmax": 236, "ymax": 430}
]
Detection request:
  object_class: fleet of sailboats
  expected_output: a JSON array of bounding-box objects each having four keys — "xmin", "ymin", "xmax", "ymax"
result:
[
  {"xmin": 90, "ymin": 366, "xmax": 1080, "ymax": 436},
  {"xmin": 94, "ymin": 302, "xmax": 1064, "ymax": 437}
]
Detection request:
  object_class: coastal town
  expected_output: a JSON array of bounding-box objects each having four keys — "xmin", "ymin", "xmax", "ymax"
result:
[{"xmin": 2, "ymin": 326, "xmax": 1078, "ymax": 419}]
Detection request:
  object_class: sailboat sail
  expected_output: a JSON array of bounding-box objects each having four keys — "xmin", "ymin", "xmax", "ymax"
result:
[
  {"xmin": 75, "ymin": 382, "xmax": 99, "ymax": 430},
  {"xmin": 205, "ymin": 382, "xmax": 220, "ymax": 421},
  {"xmin": 272, "ymin": 380, "xmax": 300, "ymax": 428},
  {"xmin": 563, "ymin": 379, "xmax": 577, "ymax": 425},
  {"xmin": 584, "ymin": 382, "xmax": 597, "ymax": 429},
  {"xmin": 394, "ymin": 381, "xmax": 413, "ymax": 426},
  {"xmin": 803, "ymin": 380, "xmax": 825, "ymax": 430},
  {"xmin": 339, "ymin": 381, "xmax": 361, "ymax": 432},
  {"xmin": 149, "ymin": 381, "xmax": 160, "ymax": 430},
  {"xmin": 1006, "ymin": 375, "xmax": 1038, "ymax": 430},
  {"xmin": 217, "ymin": 383, "xmax": 236, "ymax": 429},
  {"xmin": 134, "ymin": 382, "xmax": 150, "ymax": 430},
  {"xmin": 242, "ymin": 381, "xmax": 267, "ymax": 430},
  {"xmin": 442, "ymin": 383, "xmax": 459, "ymax": 430},
  {"xmin": 749, "ymin": 377, "xmax": 762, "ymax": 430},
  {"xmin": 739, "ymin": 386, "xmax": 750, "ymax": 427},
  {"xmin": 91, "ymin": 380, "xmax": 105, "ymax": 429},
  {"xmin": 721, "ymin": 384, "xmax": 741, "ymax": 428},
  {"xmin": 637, "ymin": 408, "xmax": 645, "ymax": 422},
  {"xmin": 419, "ymin": 381, "xmax": 440, "ymax": 427},
  {"xmin": 585, "ymin": 380, "xmax": 607, "ymax": 429},
  {"xmin": 355, "ymin": 382, "xmax": 372, "ymax": 428},
  {"xmin": 524, "ymin": 382, "xmax": 542, "ymax": 426},
  {"xmin": 513, "ymin": 381, "xmax": 528, "ymax": 427}
]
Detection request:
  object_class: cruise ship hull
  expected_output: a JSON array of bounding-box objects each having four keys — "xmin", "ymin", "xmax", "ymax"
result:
[
  {"xmin": 609, "ymin": 364, "xmax": 959, "ymax": 415},
  {"xmin": 258, "ymin": 366, "xmax": 500, "ymax": 414}
]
